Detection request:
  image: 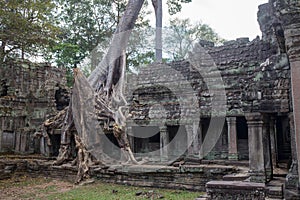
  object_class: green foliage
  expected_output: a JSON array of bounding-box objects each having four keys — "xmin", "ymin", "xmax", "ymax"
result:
[
  {"xmin": 167, "ymin": 0, "xmax": 192, "ymax": 15},
  {"xmin": 50, "ymin": 43, "xmax": 82, "ymax": 68},
  {"xmin": 48, "ymin": 0, "xmax": 117, "ymax": 69},
  {"xmin": 126, "ymin": 24, "xmax": 155, "ymax": 72},
  {"xmin": 50, "ymin": 0, "xmax": 153, "ymax": 77},
  {"xmin": 165, "ymin": 18, "xmax": 225, "ymax": 60},
  {"xmin": 46, "ymin": 181, "xmax": 203, "ymax": 200},
  {"xmin": 0, "ymin": 176, "xmax": 203, "ymax": 200},
  {"xmin": 127, "ymin": 51, "xmax": 155, "ymax": 72},
  {"xmin": 0, "ymin": 0, "xmax": 59, "ymax": 61}
]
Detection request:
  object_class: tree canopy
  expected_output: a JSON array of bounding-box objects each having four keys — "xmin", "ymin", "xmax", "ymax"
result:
[
  {"xmin": 0, "ymin": 0, "xmax": 59, "ymax": 62},
  {"xmin": 0, "ymin": 0, "xmax": 224, "ymax": 75},
  {"xmin": 167, "ymin": 0, "xmax": 192, "ymax": 15},
  {"xmin": 165, "ymin": 18, "xmax": 225, "ymax": 60},
  {"xmin": 48, "ymin": 0, "xmax": 152, "ymax": 79}
]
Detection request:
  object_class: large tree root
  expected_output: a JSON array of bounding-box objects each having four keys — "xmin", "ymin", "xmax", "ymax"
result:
[
  {"xmin": 73, "ymin": 135, "xmax": 94, "ymax": 184},
  {"xmin": 38, "ymin": 0, "xmax": 145, "ymax": 184},
  {"xmin": 113, "ymin": 123, "xmax": 138, "ymax": 164}
]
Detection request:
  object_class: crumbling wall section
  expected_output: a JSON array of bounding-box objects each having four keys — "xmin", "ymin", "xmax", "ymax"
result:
[
  {"xmin": 129, "ymin": 37, "xmax": 290, "ymax": 121},
  {"xmin": 269, "ymin": 0, "xmax": 300, "ymax": 198},
  {"xmin": 128, "ymin": 33, "xmax": 290, "ymax": 160},
  {"xmin": 0, "ymin": 60, "xmax": 69, "ymax": 154}
]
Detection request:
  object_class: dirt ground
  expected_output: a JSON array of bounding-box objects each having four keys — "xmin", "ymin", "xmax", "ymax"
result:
[
  {"xmin": 0, "ymin": 176, "xmax": 74, "ymax": 200},
  {"xmin": 0, "ymin": 176, "xmax": 202, "ymax": 200}
]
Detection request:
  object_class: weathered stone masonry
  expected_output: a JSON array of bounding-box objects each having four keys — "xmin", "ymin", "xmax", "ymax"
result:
[
  {"xmin": 0, "ymin": 60, "xmax": 69, "ymax": 155},
  {"xmin": 126, "ymin": 0, "xmax": 300, "ymax": 198},
  {"xmin": 128, "ymin": 1, "xmax": 291, "ymax": 182},
  {"xmin": 0, "ymin": 0, "xmax": 300, "ymax": 199},
  {"xmin": 272, "ymin": 1, "xmax": 300, "ymax": 199}
]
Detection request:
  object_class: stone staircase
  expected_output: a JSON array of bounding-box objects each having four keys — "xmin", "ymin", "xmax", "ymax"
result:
[
  {"xmin": 194, "ymin": 171, "xmax": 285, "ymax": 200},
  {"xmin": 265, "ymin": 177, "xmax": 285, "ymax": 199}
]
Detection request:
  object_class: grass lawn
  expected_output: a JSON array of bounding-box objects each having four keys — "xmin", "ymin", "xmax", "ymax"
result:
[{"xmin": 0, "ymin": 176, "xmax": 203, "ymax": 199}]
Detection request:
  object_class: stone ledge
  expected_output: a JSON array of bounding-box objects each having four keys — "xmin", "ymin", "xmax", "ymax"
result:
[
  {"xmin": 206, "ymin": 181, "xmax": 266, "ymax": 200},
  {"xmin": 0, "ymin": 158, "xmax": 237, "ymax": 191},
  {"xmin": 206, "ymin": 180, "xmax": 265, "ymax": 190}
]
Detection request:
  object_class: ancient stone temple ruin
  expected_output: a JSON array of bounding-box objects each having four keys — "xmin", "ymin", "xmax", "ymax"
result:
[
  {"xmin": 121, "ymin": 0, "xmax": 300, "ymax": 198},
  {"xmin": 0, "ymin": 0, "xmax": 300, "ymax": 199},
  {"xmin": 0, "ymin": 60, "xmax": 69, "ymax": 155}
]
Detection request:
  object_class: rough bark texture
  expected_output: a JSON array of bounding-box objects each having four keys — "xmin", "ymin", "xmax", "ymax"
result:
[
  {"xmin": 36, "ymin": 0, "xmax": 145, "ymax": 184},
  {"xmin": 152, "ymin": 0, "xmax": 163, "ymax": 62}
]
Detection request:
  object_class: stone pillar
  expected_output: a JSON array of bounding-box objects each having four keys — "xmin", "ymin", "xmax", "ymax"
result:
[
  {"xmin": 276, "ymin": 1, "xmax": 300, "ymax": 188},
  {"xmin": 269, "ymin": 116, "xmax": 277, "ymax": 169},
  {"xmin": 160, "ymin": 125, "xmax": 168, "ymax": 161},
  {"xmin": 285, "ymin": 113, "xmax": 299, "ymax": 191},
  {"xmin": 290, "ymin": 59, "xmax": 300, "ymax": 187},
  {"xmin": 226, "ymin": 117, "xmax": 238, "ymax": 160},
  {"xmin": 186, "ymin": 124, "xmax": 193, "ymax": 155},
  {"xmin": 186, "ymin": 122, "xmax": 200, "ymax": 157},
  {"xmin": 193, "ymin": 121, "xmax": 200, "ymax": 155},
  {"xmin": 245, "ymin": 113, "xmax": 266, "ymax": 183}
]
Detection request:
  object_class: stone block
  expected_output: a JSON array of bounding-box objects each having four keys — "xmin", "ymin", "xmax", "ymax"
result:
[{"xmin": 206, "ymin": 181, "xmax": 265, "ymax": 200}]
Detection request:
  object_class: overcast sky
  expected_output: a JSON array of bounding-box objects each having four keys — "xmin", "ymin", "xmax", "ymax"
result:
[{"xmin": 155, "ymin": 0, "xmax": 269, "ymax": 41}]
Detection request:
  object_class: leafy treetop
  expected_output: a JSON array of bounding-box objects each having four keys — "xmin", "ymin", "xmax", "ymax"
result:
[{"xmin": 0, "ymin": 0, "xmax": 59, "ymax": 62}]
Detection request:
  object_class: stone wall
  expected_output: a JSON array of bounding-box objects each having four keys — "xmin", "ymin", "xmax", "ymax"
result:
[
  {"xmin": 0, "ymin": 158, "xmax": 236, "ymax": 191},
  {"xmin": 270, "ymin": 0, "xmax": 300, "ymax": 198},
  {"xmin": 128, "ymin": 31, "xmax": 290, "ymax": 121},
  {"xmin": 206, "ymin": 181, "xmax": 266, "ymax": 200},
  {"xmin": 126, "ymin": 11, "xmax": 291, "ymax": 161},
  {"xmin": 0, "ymin": 60, "xmax": 69, "ymax": 154},
  {"xmin": 0, "ymin": 157, "xmax": 77, "ymax": 182}
]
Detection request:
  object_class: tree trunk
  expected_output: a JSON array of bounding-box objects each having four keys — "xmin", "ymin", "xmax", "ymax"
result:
[
  {"xmin": 88, "ymin": 0, "xmax": 145, "ymax": 90},
  {"xmin": 152, "ymin": 0, "xmax": 163, "ymax": 62},
  {"xmin": 42, "ymin": 0, "xmax": 145, "ymax": 184}
]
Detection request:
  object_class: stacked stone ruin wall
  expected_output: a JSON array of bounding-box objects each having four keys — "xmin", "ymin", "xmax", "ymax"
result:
[
  {"xmin": 127, "ymin": 0, "xmax": 292, "ymax": 163},
  {"xmin": 0, "ymin": 60, "xmax": 68, "ymax": 154},
  {"xmin": 129, "ymin": 37, "xmax": 290, "ymax": 123}
]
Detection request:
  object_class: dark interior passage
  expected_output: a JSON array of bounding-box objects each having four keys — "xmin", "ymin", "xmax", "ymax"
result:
[
  {"xmin": 133, "ymin": 126, "xmax": 160, "ymax": 153},
  {"xmin": 49, "ymin": 134, "xmax": 61, "ymax": 157},
  {"xmin": 276, "ymin": 116, "xmax": 291, "ymax": 161},
  {"xmin": 167, "ymin": 125, "xmax": 187, "ymax": 156},
  {"xmin": 237, "ymin": 117, "xmax": 249, "ymax": 160}
]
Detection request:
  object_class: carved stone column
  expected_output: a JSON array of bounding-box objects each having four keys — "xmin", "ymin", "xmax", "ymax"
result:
[
  {"xmin": 186, "ymin": 124, "xmax": 193, "ymax": 156},
  {"xmin": 272, "ymin": 1, "xmax": 300, "ymax": 197},
  {"xmin": 290, "ymin": 59, "xmax": 300, "ymax": 187},
  {"xmin": 285, "ymin": 113, "xmax": 299, "ymax": 190},
  {"xmin": 193, "ymin": 121, "xmax": 200, "ymax": 156},
  {"xmin": 186, "ymin": 122, "xmax": 200, "ymax": 157},
  {"xmin": 275, "ymin": 0, "xmax": 300, "ymax": 189},
  {"xmin": 160, "ymin": 125, "xmax": 168, "ymax": 161},
  {"xmin": 226, "ymin": 117, "xmax": 238, "ymax": 160},
  {"xmin": 245, "ymin": 113, "xmax": 267, "ymax": 183}
]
